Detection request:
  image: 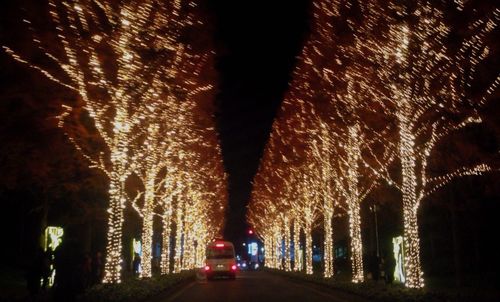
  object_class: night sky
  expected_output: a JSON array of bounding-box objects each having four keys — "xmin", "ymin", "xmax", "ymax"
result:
[{"xmin": 209, "ymin": 0, "xmax": 310, "ymax": 243}]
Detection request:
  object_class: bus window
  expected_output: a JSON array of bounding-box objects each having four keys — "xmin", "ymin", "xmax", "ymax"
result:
[{"xmin": 206, "ymin": 246, "xmax": 234, "ymax": 259}]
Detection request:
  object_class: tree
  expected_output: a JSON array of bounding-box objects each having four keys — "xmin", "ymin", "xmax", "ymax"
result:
[
  {"xmin": 3, "ymin": 0, "xmax": 226, "ymax": 283},
  {"xmin": 365, "ymin": 1, "xmax": 499, "ymax": 288}
]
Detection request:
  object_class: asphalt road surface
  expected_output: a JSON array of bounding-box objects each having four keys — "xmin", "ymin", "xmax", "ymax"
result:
[{"xmin": 160, "ymin": 270, "xmax": 369, "ymax": 302}]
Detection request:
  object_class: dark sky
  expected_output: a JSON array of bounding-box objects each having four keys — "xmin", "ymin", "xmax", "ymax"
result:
[{"xmin": 208, "ymin": 1, "xmax": 310, "ymax": 243}]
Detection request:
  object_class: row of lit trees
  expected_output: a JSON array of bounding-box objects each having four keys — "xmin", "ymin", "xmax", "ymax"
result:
[
  {"xmin": 4, "ymin": 0, "xmax": 227, "ymax": 283},
  {"xmin": 248, "ymin": 0, "xmax": 498, "ymax": 288}
]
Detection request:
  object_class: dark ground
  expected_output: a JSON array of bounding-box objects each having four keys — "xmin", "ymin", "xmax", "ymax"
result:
[{"xmin": 157, "ymin": 270, "xmax": 368, "ymax": 302}]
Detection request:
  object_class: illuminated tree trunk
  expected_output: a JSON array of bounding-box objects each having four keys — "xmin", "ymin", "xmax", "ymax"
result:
[
  {"xmin": 103, "ymin": 175, "xmax": 126, "ymax": 283},
  {"xmin": 103, "ymin": 123, "xmax": 131, "ymax": 283},
  {"xmin": 267, "ymin": 234, "xmax": 273, "ymax": 268},
  {"xmin": 174, "ymin": 200, "xmax": 184, "ymax": 273},
  {"xmin": 274, "ymin": 226, "xmax": 281, "ymax": 269},
  {"xmin": 304, "ymin": 219, "xmax": 313, "ymax": 275},
  {"xmin": 182, "ymin": 231, "xmax": 192, "ymax": 269},
  {"xmin": 347, "ymin": 125, "xmax": 364, "ymax": 283},
  {"xmin": 269, "ymin": 233, "xmax": 275, "ymax": 268},
  {"xmin": 323, "ymin": 211, "xmax": 334, "ymax": 278},
  {"xmin": 293, "ymin": 219, "xmax": 301, "ymax": 271},
  {"xmin": 348, "ymin": 200, "xmax": 364, "ymax": 283},
  {"xmin": 85, "ymin": 110, "xmax": 132, "ymax": 284},
  {"xmin": 398, "ymin": 105, "xmax": 424, "ymax": 288},
  {"xmin": 187, "ymin": 229, "xmax": 197, "ymax": 269},
  {"xmin": 274, "ymin": 222, "xmax": 282, "ymax": 269},
  {"xmin": 196, "ymin": 239, "xmax": 205, "ymax": 268},
  {"xmin": 140, "ymin": 172, "xmax": 157, "ymax": 278},
  {"xmin": 283, "ymin": 216, "xmax": 291, "ymax": 271},
  {"xmin": 263, "ymin": 235, "xmax": 269, "ymax": 268},
  {"xmin": 161, "ymin": 201, "xmax": 172, "ymax": 274}
]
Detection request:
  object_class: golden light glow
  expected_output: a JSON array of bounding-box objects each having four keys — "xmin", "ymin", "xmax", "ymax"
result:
[
  {"xmin": 4, "ymin": 0, "xmax": 227, "ymax": 283},
  {"xmin": 247, "ymin": 0, "xmax": 497, "ymax": 289}
]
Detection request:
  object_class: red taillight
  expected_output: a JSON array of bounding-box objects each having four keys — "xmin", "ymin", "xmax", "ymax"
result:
[
  {"xmin": 231, "ymin": 265, "xmax": 237, "ymax": 270},
  {"xmin": 215, "ymin": 243, "xmax": 224, "ymax": 247},
  {"xmin": 204, "ymin": 265, "xmax": 210, "ymax": 271}
]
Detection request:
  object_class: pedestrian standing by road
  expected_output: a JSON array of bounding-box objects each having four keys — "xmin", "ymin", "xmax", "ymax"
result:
[
  {"xmin": 133, "ymin": 253, "xmax": 141, "ymax": 277},
  {"xmin": 80, "ymin": 252, "xmax": 92, "ymax": 290},
  {"xmin": 91, "ymin": 251, "xmax": 103, "ymax": 285},
  {"xmin": 26, "ymin": 247, "xmax": 44, "ymax": 298},
  {"xmin": 384, "ymin": 252, "xmax": 396, "ymax": 284},
  {"xmin": 369, "ymin": 254, "xmax": 380, "ymax": 282}
]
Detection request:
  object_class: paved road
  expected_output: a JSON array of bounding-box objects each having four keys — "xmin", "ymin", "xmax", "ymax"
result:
[{"xmin": 161, "ymin": 270, "xmax": 369, "ymax": 302}]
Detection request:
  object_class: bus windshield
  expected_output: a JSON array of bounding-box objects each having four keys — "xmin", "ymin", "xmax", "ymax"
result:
[{"xmin": 206, "ymin": 246, "xmax": 234, "ymax": 259}]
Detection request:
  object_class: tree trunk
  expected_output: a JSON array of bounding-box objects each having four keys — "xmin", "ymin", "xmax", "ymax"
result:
[
  {"xmin": 293, "ymin": 220, "xmax": 301, "ymax": 271},
  {"xmin": 269, "ymin": 232, "xmax": 276, "ymax": 268},
  {"xmin": 182, "ymin": 230, "xmax": 191, "ymax": 269},
  {"xmin": 284, "ymin": 217, "xmax": 291, "ymax": 271},
  {"xmin": 348, "ymin": 125, "xmax": 364, "ymax": 283},
  {"xmin": 399, "ymin": 108, "xmax": 424, "ymax": 288},
  {"xmin": 161, "ymin": 202, "xmax": 172, "ymax": 274},
  {"xmin": 103, "ymin": 176, "xmax": 126, "ymax": 283},
  {"xmin": 304, "ymin": 221, "xmax": 313, "ymax": 275},
  {"xmin": 173, "ymin": 201, "xmax": 184, "ymax": 273},
  {"xmin": 140, "ymin": 173, "xmax": 157, "ymax": 278},
  {"xmin": 277, "ymin": 228, "xmax": 282, "ymax": 269},
  {"xmin": 348, "ymin": 200, "xmax": 364, "ymax": 283},
  {"xmin": 263, "ymin": 236, "xmax": 269, "ymax": 268},
  {"xmin": 324, "ymin": 212, "xmax": 334, "ymax": 278}
]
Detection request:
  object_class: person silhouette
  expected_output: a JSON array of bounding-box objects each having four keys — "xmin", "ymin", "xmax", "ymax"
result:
[
  {"xmin": 91, "ymin": 251, "xmax": 103, "ymax": 285},
  {"xmin": 384, "ymin": 252, "xmax": 396, "ymax": 284},
  {"xmin": 26, "ymin": 247, "xmax": 44, "ymax": 297},
  {"xmin": 368, "ymin": 253, "xmax": 380, "ymax": 282},
  {"xmin": 41, "ymin": 249, "xmax": 52, "ymax": 289},
  {"xmin": 132, "ymin": 253, "xmax": 141, "ymax": 277}
]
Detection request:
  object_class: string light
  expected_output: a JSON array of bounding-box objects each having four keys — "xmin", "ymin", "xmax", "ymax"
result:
[
  {"xmin": 373, "ymin": 2, "xmax": 498, "ymax": 288},
  {"xmin": 283, "ymin": 215, "xmax": 291, "ymax": 271},
  {"xmin": 247, "ymin": 0, "xmax": 497, "ymax": 289},
  {"xmin": 4, "ymin": 0, "xmax": 227, "ymax": 283}
]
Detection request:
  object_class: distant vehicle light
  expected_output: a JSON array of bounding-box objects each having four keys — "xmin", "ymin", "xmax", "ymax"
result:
[
  {"xmin": 231, "ymin": 265, "xmax": 237, "ymax": 270},
  {"xmin": 215, "ymin": 243, "xmax": 225, "ymax": 247},
  {"xmin": 242, "ymin": 263, "xmax": 247, "ymax": 268},
  {"xmin": 254, "ymin": 263, "xmax": 259, "ymax": 269},
  {"xmin": 204, "ymin": 265, "xmax": 210, "ymax": 271}
]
